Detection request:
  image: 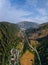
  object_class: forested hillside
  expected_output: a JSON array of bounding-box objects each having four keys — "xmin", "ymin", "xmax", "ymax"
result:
[
  {"xmin": 0, "ymin": 22, "xmax": 48, "ymax": 65},
  {"xmin": 26, "ymin": 23, "xmax": 48, "ymax": 65},
  {"xmin": 0, "ymin": 22, "xmax": 23, "ymax": 65}
]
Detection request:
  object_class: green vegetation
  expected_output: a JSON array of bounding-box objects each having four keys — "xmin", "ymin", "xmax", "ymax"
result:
[
  {"xmin": 0, "ymin": 22, "xmax": 23, "ymax": 65},
  {"xmin": 26, "ymin": 23, "xmax": 48, "ymax": 65},
  {"xmin": 37, "ymin": 36, "xmax": 48, "ymax": 65},
  {"xmin": 0, "ymin": 22, "xmax": 48, "ymax": 65}
]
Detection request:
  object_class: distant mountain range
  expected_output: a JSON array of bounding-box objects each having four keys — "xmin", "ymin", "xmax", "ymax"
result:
[{"xmin": 17, "ymin": 21, "xmax": 39, "ymax": 30}]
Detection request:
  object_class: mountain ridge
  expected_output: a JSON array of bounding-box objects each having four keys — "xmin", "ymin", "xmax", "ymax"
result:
[{"xmin": 17, "ymin": 21, "xmax": 39, "ymax": 30}]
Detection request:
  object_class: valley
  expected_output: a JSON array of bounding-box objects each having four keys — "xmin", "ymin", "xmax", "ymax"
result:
[{"xmin": 0, "ymin": 21, "xmax": 48, "ymax": 65}]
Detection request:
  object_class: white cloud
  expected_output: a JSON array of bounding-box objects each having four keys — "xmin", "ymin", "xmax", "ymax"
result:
[
  {"xmin": 0, "ymin": 0, "xmax": 32, "ymax": 23},
  {"xmin": 25, "ymin": 0, "xmax": 37, "ymax": 7},
  {"xmin": 20, "ymin": 15, "xmax": 48, "ymax": 23},
  {"xmin": 37, "ymin": 8, "xmax": 48, "ymax": 16},
  {"xmin": 34, "ymin": 16, "xmax": 48, "ymax": 23},
  {"xmin": 0, "ymin": 0, "xmax": 48, "ymax": 23}
]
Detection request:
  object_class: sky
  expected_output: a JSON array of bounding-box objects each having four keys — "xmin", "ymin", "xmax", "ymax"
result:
[{"xmin": 0, "ymin": 0, "xmax": 48, "ymax": 23}]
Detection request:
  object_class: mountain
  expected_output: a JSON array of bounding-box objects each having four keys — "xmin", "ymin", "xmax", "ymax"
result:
[
  {"xmin": 17, "ymin": 21, "xmax": 39, "ymax": 30},
  {"xmin": 25, "ymin": 22, "xmax": 48, "ymax": 65},
  {"xmin": 0, "ymin": 22, "xmax": 23, "ymax": 65},
  {"xmin": 26, "ymin": 22, "xmax": 48, "ymax": 39},
  {"xmin": 0, "ymin": 22, "xmax": 48, "ymax": 65}
]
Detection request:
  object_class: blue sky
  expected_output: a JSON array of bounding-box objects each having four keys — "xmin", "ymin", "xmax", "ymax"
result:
[{"xmin": 0, "ymin": 0, "xmax": 48, "ymax": 23}]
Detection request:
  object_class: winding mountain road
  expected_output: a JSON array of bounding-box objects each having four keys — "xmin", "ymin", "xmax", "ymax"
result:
[{"xmin": 21, "ymin": 30, "xmax": 42, "ymax": 65}]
